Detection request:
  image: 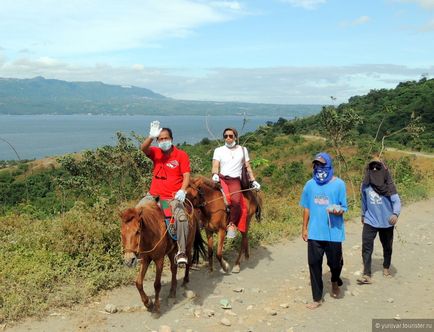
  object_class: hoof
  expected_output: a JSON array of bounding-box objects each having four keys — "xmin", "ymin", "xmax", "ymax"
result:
[
  {"xmin": 167, "ymin": 297, "xmax": 177, "ymax": 307},
  {"xmin": 231, "ymin": 264, "xmax": 240, "ymax": 273},
  {"xmin": 145, "ymin": 300, "xmax": 154, "ymax": 312},
  {"xmin": 221, "ymin": 259, "xmax": 230, "ymax": 273},
  {"xmin": 151, "ymin": 310, "xmax": 161, "ymax": 318}
]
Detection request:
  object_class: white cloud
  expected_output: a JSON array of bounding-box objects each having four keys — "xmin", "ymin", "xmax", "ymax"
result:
[
  {"xmin": 210, "ymin": 1, "xmax": 242, "ymax": 10},
  {"xmin": 397, "ymin": 0, "xmax": 434, "ymax": 9},
  {"xmin": 280, "ymin": 0, "xmax": 326, "ymax": 10},
  {"xmin": 419, "ymin": 18, "xmax": 434, "ymax": 30},
  {"xmin": 353, "ymin": 16, "xmax": 371, "ymax": 25},
  {"xmin": 0, "ymin": 0, "xmax": 238, "ymax": 57},
  {"xmin": 340, "ymin": 16, "xmax": 371, "ymax": 27},
  {"xmin": 1, "ymin": 57, "xmax": 431, "ymax": 104}
]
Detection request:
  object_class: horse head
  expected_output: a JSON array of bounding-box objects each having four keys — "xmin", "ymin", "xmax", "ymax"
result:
[
  {"xmin": 185, "ymin": 177, "xmax": 203, "ymax": 208},
  {"xmin": 120, "ymin": 207, "xmax": 142, "ymax": 267}
]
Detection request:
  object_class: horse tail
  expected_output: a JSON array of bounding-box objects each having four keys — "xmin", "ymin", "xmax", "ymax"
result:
[
  {"xmin": 254, "ymin": 191, "xmax": 263, "ymax": 222},
  {"xmin": 192, "ymin": 218, "xmax": 207, "ymax": 264}
]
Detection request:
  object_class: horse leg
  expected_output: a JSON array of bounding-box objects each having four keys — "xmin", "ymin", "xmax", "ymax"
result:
[
  {"xmin": 136, "ymin": 258, "xmax": 153, "ymax": 310},
  {"xmin": 152, "ymin": 258, "xmax": 164, "ymax": 314},
  {"xmin": 182, "ymin": 232, "xmax": 193, "ymax": 287},
  {"xmin": 216, "ymin": 228, "xmax": 229, "ymax": 273},
  {"xmin": 182, "ymin": 252, "xmax": 191, "ymax": 287},
  {"xmin": 168, "ymin": 251, "xmax": 178, "ymax": 298},
  {"xmin": 206, "ymin": 230, "xmax": 214, "ymax": 272},
  {"xmin": 232, "ymin": 232, "xmax": 248, "ymax": 273},
  {"xmin": 244, "ymin": 232, "xmax": 250, "ymax": 259}
]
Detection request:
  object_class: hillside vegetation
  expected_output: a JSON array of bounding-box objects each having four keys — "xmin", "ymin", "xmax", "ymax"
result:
[
  {"xmin": 1, "ymin": 78, "xmax": 433, "ymax": 324},
  {"xmin": 0, "ymin": 76, "xmax": 320, "ymax": 116},
  {"xmin": 279, "ymin": 78, "xmax": 433, "ymax": 151}
]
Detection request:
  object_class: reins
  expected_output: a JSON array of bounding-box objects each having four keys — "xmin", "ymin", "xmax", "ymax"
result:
[
  {"xmin": 201, "ymin": 187, "xmax": 256, "ymax": 206},
  {"xmin": 128, "ymin": 215, "xmax": 169, "ymax": 256}
]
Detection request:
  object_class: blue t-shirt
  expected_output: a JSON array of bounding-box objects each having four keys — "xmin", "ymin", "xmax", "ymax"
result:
[
  {"xmin": 300, "ymin": 177, "xmax": 348, "ymax": 242},
  {"xmin": 361, "ymin": 185, "xmax": 401, "ymax": 228}
]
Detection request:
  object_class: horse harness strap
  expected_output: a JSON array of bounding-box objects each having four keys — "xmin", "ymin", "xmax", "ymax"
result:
[
  {"xmin": 124, "ymin": 217, "xmax": 169, "ymax": 255},
  {"xmin": 137, "ymin": 227, "xmax": 168, "ymax": 255},
  {"xmin": 219, "ymin": 187, "xmax": 231, "ymax": 215}
]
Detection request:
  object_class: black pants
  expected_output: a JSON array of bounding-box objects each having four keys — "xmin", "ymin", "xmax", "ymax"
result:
[
  {"xmin": 362, "ymin": 223, "xmax": 394, "ymax": 276},
  {"xmin": 307, "ymin": 240, "xmax": 343, "ymax": 302}
]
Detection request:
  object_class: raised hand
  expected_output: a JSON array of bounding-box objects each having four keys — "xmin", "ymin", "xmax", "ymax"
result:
[{"xmin": 149, "ymin": 121, "xmax": 162, "ymax": 138}]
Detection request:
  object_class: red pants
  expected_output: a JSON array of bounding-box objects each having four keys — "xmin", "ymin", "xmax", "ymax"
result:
[{"xmin": 222, "ymin": 176, "xmax": 242, "ymax": 226}]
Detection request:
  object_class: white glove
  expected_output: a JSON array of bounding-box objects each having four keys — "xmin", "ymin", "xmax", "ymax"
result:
[
  {"xmin": 251, "ymin": 180, "xmax": 261, "ymax": 190},
  {"xmin": 212, "ymin": 174, "xmax": 220, "ymax": 183},
  {"xmin": 175, "ymin": 190, "xmax": 186, "ymax": 203},
  {"xmin": 149, "ymin": 120, "xmax": 162, "ymax": 138}
]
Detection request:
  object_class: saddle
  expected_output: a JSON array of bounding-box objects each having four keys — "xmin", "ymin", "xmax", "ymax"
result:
[{"xmin": 158, "ymin": 200, "xmax": 177, "ymax": 240}]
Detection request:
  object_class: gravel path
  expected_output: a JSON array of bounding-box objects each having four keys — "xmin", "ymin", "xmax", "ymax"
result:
[{"xmin": 5, "ymin": 198, "xmax": 434, "ymax": 332}]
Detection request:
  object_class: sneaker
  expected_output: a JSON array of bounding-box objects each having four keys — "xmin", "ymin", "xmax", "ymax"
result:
[
  {"xmin": 226, "ymin": 223, "xmax": 237, "ymax": 239},
  {"xmin": 175, "ymin": 252, "xmax": 188, "ymax": 266}
]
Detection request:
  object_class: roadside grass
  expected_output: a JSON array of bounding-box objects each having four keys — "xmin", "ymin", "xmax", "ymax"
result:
[
  {"xmin": 1, "ymin": 142, "xmax": 433, "ymax": 325},
  {"xmin": 0, "ymin": 202, "xmax": 136, "ymax": 324}
]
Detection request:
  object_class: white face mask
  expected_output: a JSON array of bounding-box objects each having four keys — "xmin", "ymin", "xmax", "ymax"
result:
[
  {"xmin": 225, "ymin": 141, "xmax": 236, "ymax": 148},
  {"xmin": 158, "ymin": 140, "xmax": 172, "ymax": 151}
]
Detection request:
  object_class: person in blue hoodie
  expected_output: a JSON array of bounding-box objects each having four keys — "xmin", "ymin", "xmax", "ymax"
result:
[
  {"xmin": 300, "ymin": 152, "xmax": 348, "ymax": 309},
  {"xmin": 357, "ymin": 159, "xmax": 401, "ymax": 284}
]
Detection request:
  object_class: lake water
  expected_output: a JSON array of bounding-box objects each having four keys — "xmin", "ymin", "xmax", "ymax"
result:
[{"xmin": 0, "ymin": 115, "xmax": 283, "ymax": 160}]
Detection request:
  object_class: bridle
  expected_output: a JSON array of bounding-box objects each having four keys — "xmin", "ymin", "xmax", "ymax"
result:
[
  {"xmin": 188, "ymin": 182, "xmax": 230, "ymax": 217},
  {"xmin": 123, "ymin": 212, "xmax": 168, "ymax": 256}
]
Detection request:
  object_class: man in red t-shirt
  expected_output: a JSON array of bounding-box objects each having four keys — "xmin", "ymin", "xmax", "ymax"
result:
[{"xmin": 137, "ymin": 121, "xmax": 191, "ymax": 266}]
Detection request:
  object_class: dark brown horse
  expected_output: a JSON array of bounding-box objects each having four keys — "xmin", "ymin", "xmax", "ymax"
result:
[
  {"xmin": 120, "ymin": 202, "xmax": 205, "ymax": 314},
  {"xmin": 186, "ymin": 175, "xmax": 262, "ymax": 274}
]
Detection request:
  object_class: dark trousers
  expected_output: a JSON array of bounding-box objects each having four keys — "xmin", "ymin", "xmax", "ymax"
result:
[
  {"xmin": 362, "ymin": 223, "xmax": 394, "ymax": 276},
  {"xmin": 308, "ymin": 240, "xmax": 343, "ymax": 302}
]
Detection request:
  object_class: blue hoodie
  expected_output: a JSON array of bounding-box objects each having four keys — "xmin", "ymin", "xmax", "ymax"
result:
[
  {"xmin": 313, "ymin": 152, "xmax": 334, "ymax": 185},
  {"xmin": 301, "ymin": 153, "xmax": 347, "ymax": 242}
]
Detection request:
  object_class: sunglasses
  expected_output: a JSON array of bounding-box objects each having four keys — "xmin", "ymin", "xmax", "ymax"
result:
[
  {"xmin": 313, "ymin": 161, "xmax": 326, "ymax": 168},
  {"xmin": 223, "ymin": 134, "xmax": 234, "ymax": 139}
]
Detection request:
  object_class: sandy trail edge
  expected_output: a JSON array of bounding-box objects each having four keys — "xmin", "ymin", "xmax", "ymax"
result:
[{"xmin": 5, "ymin": 198, "xmax": 434, "ymax": 332}]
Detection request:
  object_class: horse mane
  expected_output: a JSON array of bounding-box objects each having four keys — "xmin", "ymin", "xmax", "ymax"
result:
[
  {"xmin": 192, "ymin": 175, "xmax": 219, "ymax": 191},
  {"xmin": 120, "ymin": 207, "xmax": 139, "ymax": 223},
  {"xmin": 137, "ymin": 202, "xmax": 164, "ymax": 224}
]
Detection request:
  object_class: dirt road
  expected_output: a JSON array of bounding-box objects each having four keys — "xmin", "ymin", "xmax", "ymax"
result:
[{"xmin": 6, "ymin": 198, "xmax": 434, "ymax": 332}]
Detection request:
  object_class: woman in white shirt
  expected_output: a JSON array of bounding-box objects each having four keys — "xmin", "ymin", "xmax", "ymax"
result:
[{"xmin": 211, "ymin": 128, "xmax": 260, "ymax": 234}]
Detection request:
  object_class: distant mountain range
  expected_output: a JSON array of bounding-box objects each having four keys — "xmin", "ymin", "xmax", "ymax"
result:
[{"xmin": 0, "ymin": 76, "xmax": 321, "ymax": 117}]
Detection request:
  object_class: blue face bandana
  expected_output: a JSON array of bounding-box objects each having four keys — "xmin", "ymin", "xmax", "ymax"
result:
[
  {"xmin": 158, "ymin": 140, "xmax": 172, "ymax": 152},
  {"xmin": 312, "ymin": 153, "xmax": 334, "ymax": 185}
]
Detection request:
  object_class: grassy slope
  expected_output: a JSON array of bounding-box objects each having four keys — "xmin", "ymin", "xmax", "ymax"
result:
[{"xmin": 1, "ymin": 134, "xmax": 434, "ymax": 325}]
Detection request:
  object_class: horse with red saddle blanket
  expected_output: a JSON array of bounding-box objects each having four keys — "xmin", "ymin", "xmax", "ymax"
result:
[{"xmin": 186, "ymin": 175, "xmax": 263, "ymax": 273}]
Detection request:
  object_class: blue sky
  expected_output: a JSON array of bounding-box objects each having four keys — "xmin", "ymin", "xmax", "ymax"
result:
[{"xmin": 0, "ymin": 0, "xmax": 433, "ymax": 104}]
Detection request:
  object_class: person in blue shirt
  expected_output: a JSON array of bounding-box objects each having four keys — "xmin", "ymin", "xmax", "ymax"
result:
[
  {"xmin": 300, "ymin": 152, "xmax": 348, "ymax": 309},
  {"xmin": 357, "ymin": 159, "xmax": 401, "ymax": 284}
]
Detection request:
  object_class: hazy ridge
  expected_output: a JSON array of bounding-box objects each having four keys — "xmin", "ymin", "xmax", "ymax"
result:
[{"xmin": 0, "ymin": 76, "xmax": 321, "ymax": 117}]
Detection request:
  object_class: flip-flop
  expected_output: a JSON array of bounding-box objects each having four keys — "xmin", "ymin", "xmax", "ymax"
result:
[
  {"xmin": 357, "ymin": 275, "xmax": 372, "ymax": 284},
  {"xmin": 306, "ymin": 301, "xmax": 322, "ymax": 309}
]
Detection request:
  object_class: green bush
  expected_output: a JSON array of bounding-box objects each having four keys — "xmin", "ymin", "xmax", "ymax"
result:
[{"xmin": 0, "ymin": 201, "xmax": 135, "ymax": 323}]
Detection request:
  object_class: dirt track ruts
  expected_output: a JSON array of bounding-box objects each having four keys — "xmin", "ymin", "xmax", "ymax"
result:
[{"xmin": 5, "ymin": 198, "xmax": 434, "ymax": 332}]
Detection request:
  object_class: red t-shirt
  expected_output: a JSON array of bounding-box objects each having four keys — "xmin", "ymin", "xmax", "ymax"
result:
[{"xmin": 146, "ymin": 146, "xmax": 191, "ymax": 200}]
